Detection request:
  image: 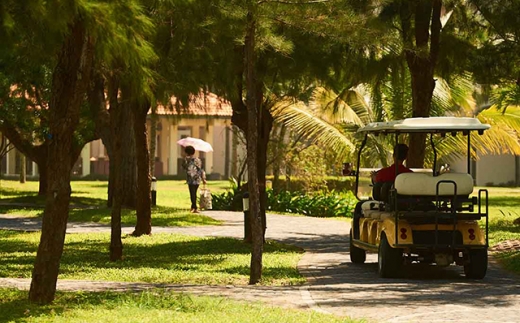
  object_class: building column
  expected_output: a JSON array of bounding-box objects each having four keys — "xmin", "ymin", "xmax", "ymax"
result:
[
  {"xmin": 169, "ymin": 123, "xmax": 178, "ymax": 175},
  {"xmin": 206, "ymin": 120, "xmax": 214, "ymax": 175},
  {"xmin": 81, "ymin": 143, "xmax": 91, "ymax": 177},
  {"xmin": 32, "ymin": 161, "xmax": 38, "ymax": 176}
]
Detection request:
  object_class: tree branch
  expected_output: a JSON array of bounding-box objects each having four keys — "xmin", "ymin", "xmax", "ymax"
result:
[
  {"xmin": 258, "ymin": 0, "xmax": 331, "ymax": 4},
  {"xmin": 429, "ymin": 0, "xmax": 442, "ymax": 64}
]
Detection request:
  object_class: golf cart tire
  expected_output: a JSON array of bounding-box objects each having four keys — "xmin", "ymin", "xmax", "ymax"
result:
[
  {"xmin": 349, "ymin": 229, "xmax": 366, "ymax": 264},
  {"xmin": 378, "ymin": 233, "xmax": 403, "ymax": 278},
  {"xmin": 464, "ymin": 249, "xmax": 488, "ymax": 279}
]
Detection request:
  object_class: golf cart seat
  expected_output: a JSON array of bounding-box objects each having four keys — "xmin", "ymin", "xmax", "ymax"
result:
[{"xmin": 395, "ymin": 172, "xmax": 473, "ymax": 196}]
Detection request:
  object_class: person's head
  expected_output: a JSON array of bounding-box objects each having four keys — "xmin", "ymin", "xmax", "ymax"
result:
[
  {"xmin": 184, "ymin": 146, "xmax": 195, "ymax": 156},
  {"xmin": 393, "ymin": 144, "xmax": 409, "ymax": 163}
]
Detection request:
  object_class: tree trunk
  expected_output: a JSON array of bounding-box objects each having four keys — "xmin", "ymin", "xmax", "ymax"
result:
[
  {"xmin": 106, "ymin": 80, "xmax": 137, "ymax": 209},
  {"xmin": 37, "ymin": 158, "xmax": 48, "ymax": 196},
  {"xmin": 88, "ymin": 69, "xmax": 115, "ymax": 197},
  {"xmin": 401, "ymin": 0, "xmax": 442, "ymax": 168},
  {"xmin": 149, "ymin": 105, "xmax": 157, "ymax": 177},
  {"xmin": 132, "ymin": 99, "xmax": 152, "ymax": 236},
  {"xmin": 106, "ymin": 76, "xmax": 119, "ymax": 207},
  {"xmin": 109, "ymin": 91, "xmax": 124, "ymax": 262},
  {"xmin": 231, "ymin": 126, "xmax": 238, "ymax": 179},
  {"xmin": 19, "ymin": 154, "xmax": 26, "ymax": 183},
  {"xmin": 120, "ymin": 101, "xmax": 137, "ymax": 208},
  {"xmin": 257, "ymin": 106, "xmax": 273, "ymax": 236},
  {"xmin": 272, "ymin": 124, "xmax": 285, "ymax": 190},
  {"xmin": 245, "ymin": 9, "xmax": 263, "ymax": 285},
  {"xmin": 29, "ymin": 17, "xmax": 92, "ymax": 304}
]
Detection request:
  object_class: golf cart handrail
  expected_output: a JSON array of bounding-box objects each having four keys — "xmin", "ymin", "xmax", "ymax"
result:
[{"xmin": 357, "ymin": 117, "xmax": 490, "ymax": 134}]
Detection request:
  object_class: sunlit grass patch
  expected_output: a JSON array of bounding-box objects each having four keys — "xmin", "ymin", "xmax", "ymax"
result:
[
  {"xmin": 494, "ymin": 251, "xmax": 520, "ymax": 275},
  {"xmin": 0, "ymin": 231, "xmax": 305, "ymax": 286},
  {"xmin": 0, "ymin": 288, "xmax": 360, "ymax": 323},
  {"xmin": 0, "ymin": 180, "xmax": 229, "ymax": 226}
]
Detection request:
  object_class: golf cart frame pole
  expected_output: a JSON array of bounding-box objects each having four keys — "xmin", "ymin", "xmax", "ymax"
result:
[
  {"xmin": 430, "ymin": 134, "xmax": 437, "ymax": 176},
  {"xmin": 394, "ymin": 132, "xmax": 399, "ymax": 246},
  {"xmin": 394, "ymin": 132, "xmax": 399, "ymax": 179},
  {"xmin": 467, "ymin": 132, "xmax": 471, "ymax": 174},
  {"xmin": 354, "ymin": 134, "xmax": 368, "ymax": 200}
]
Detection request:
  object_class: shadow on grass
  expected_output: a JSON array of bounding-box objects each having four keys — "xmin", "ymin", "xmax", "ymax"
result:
[
  {"xmin": 488, "ymin": 221, "xmax": 520, "ymax": 235},
  {"xmin": 0, "ymin": 192, "xmax": 106, "ymax": 208},
  {"xmin": 489, "ymin": 196, "xmax": 520, "ymax": 209},
  {"xmin": 1, "ymin": 231, "xmax": 302, "ymax": 284},
  {"xmin": 0, "ymin": 289, "xmax": 123, "ymax": 323},
  {"xmin": 495, "ymin": 251, "xmax": 520, "ymax": 274},
  {"xmin": 66, "ymin": 206, "xmax": 221, "ymax": 226}
]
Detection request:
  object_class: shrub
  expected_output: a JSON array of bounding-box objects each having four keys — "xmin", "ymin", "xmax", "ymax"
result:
[
  {"xmin": 211, "ymin": 178, "xmax": 244, "ymax": 211},
  {"xmin": 266, "ymin": 189, "xmax": 356, "ymax": 218},
  {"xmin": 212, "ymin": 181, "xmax": 357, "ymax": 218},
  {"xmin": 267, "ymin": 175, "xmax": 367, "ymax": 193}
]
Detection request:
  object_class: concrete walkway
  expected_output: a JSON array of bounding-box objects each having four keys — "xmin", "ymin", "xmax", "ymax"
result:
[{"xmin": 1, "ymin": 211, "xmax": 520, "ymax": 322}]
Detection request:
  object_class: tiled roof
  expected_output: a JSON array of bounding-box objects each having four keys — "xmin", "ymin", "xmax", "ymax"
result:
[{"xmin": 155, "ymin": 92, "xmax": 232, "ymax": 117}]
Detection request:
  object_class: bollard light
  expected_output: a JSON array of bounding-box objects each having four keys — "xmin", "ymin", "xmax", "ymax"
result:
[{"xmin": 151, "ymin": 176, "xmax": 157, "ymax": 206}]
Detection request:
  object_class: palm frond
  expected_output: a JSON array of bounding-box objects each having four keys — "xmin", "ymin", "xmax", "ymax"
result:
[
  {"xmin": 491, "ymin": 83, "xmax": 520, "ymax": 112},
  {"xmin": 271, "ymin": 98, "xmax": 356, "ymax": 156},
  {"xmin": 309, "ymin": 87, "xmax": 369, "ymax": 126}
]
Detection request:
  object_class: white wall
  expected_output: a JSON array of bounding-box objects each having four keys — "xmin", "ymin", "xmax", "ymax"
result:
[
  {"xmin": 476, "ymin": 154, "xmax": 516, "ymax": 186},
  {"xmin": 449, "ymin": 153, "xmax": 517, "ymax": 186},
  {"xmin": 212, "ymin": 124, "xmax": 227, "ymax": 177}
]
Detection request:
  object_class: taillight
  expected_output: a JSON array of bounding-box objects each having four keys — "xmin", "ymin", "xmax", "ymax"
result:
[
  {"xmin": 468, "ymin": 228, "xmax": 475, "ymax": 240},
  {"xmin": 400, "ymin": 228, "xmax": 407, "ymax": 240}
]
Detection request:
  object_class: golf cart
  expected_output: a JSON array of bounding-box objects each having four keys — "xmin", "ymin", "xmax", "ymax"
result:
[{"xmin": 349, "ymin": 117, "xmax": 490, "ymax": 279}]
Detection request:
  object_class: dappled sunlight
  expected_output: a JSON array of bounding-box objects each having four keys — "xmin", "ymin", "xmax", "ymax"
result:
[{"xmin": 0, "ymin": 231, "xmax": 304, "ymax": 286}]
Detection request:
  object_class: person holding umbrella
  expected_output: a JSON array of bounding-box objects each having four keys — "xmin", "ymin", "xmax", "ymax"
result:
[{"xmin": 182, "ymin": 145, "xmax": 206, "ymax": 213}]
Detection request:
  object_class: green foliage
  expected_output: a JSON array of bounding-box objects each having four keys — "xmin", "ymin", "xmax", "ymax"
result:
[
  {"xmin": 211, "ymin": 178, "xmax": 244, "ymax": 211},
  {"xmin": 266, "ymin": 189, "xmax": 356, "ymax": 218},
  {"xmin": 0, "ymin": 288, "xmax": 360, "ymax": 323},
  {"xmin": 494, "ymin": 251, "xmax": 520, "ymax": 275},
  {"xmin": 212, "ymin": 181, "xmax": 357, "ymax": 218},
  {"xmin": 268, "ymin": 176, "xmax": 358, "ymax": 193}
]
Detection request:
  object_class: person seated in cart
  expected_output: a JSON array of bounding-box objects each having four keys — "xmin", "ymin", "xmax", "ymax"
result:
[
  {"xmin": 371, "ymin": 143, "xmax": 413, "ymax": 184},
  {"xmin": 353, "ymin": 143, "xmax": 413, "ymax": 237}
]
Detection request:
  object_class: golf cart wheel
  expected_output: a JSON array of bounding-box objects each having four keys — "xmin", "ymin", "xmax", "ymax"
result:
[
  {"xmin": 349, "ymin": 229, "xmax": 366, "ymax": 264},
  {"xmin": 378, "ymin": 232, "xmax": 403, "ymax": 278},
  {"xmin": 464, "ymin": 249, "xmax": 488, "ymax": 279}
]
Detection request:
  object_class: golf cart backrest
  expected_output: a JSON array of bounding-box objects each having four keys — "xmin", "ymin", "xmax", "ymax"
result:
[
  {"xmin": 372, "ymin": 181, "xmax": 394, "ymax": 202},
  {"xmin": 395, "ymin": 172, "xmax": 474, "ymax": 196}
]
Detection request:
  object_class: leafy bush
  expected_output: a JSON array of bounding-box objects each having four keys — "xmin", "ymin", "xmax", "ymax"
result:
[
  {"xmin": 266, "ymin": 189, "xmax": 356, "ymax": 217},
  {"xmin": 267, "ymin": 175, "xmax": 370, "ymax": 193},
  {"xmin": 211, "ymin": 178, "xmax": 244, "ymax": 211},
  {"xmin": 212, "ymin": 180, "xmax": 357, "ymax": 218}
]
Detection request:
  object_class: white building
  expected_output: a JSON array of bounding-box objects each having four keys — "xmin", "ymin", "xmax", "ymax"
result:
[{"xmin": 1, "ymin": 93, "xmax": 246, "ymax": 180}]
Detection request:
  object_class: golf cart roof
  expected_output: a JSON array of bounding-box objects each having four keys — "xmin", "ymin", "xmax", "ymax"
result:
[{"xmin": 357, "ymin": 117, "xmax": 490, "ymax": 134}]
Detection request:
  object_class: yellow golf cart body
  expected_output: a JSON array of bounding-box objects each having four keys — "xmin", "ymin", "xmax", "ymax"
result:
[{"xmin": 349, "ymin": 117, "xmax": 490, "ymax": 279}]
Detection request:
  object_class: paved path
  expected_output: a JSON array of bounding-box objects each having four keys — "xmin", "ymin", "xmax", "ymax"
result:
[{"xmin": 1, "ymin": 212, "xmax": 520, "ymax": 322}]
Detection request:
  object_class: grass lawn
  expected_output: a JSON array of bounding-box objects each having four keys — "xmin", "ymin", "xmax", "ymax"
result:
[
  {"xmin": 0, "ymin": 289, "xmax": 361, "ymax": 323},
  {"xmin": 1, "ymin": 180, "xmax": 519, "ymax": 275},
  {"xmin": 0, "ymin": 230, "xmax": 305, "ymax": 286},
  {"xmin": 0, "ymin": 179, "xmax": 231, "ymax": 226},
  {"xmin": 479, "ymin": 187, "xmax": 520, "ymax": 274}
]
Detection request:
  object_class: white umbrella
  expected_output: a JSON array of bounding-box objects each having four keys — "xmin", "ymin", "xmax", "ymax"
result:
[{"xmin": 177, "ymin": 137, "xmax": 213, "ymax": 152}]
